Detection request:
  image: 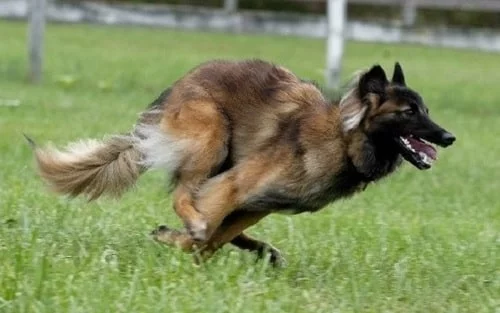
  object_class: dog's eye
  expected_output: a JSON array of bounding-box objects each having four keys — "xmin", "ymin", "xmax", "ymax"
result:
[{"xmin": 402, "ymin": 108, "xmax": 416, "ymax": 115}]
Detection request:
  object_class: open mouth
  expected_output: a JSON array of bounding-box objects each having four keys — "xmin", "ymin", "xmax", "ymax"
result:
[{"xmin": 396, "ymin": 135, "xmax": 437, "ymax": 170}]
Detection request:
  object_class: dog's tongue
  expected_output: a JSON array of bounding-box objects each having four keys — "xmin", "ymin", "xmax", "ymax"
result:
[{"xmin": 407, "ymin": 137, "xmax": 437, "ymax": 160}]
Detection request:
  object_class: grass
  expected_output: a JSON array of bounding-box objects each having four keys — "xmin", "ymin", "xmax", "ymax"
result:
[{"xmin": 0, "ymin": 20, "xmax": 499, "ymax": 313}]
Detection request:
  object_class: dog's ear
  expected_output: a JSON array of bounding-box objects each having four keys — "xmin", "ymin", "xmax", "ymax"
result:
[
  {"xmin": 391, "ymin": 62, "xmax": 406, "ymax": 86},
  {"xmin": 358, "ymin": 65, "xmax": 388, "ymax": 98}
]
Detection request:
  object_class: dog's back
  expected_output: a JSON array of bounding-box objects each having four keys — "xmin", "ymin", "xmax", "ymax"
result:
[
  {"xmin": 163, "ymin": 59, "xmax": 335, "ymax": 163},
  {"xmin": 30, "ymin": 59, "xmax": 348, "ymax": 211}
]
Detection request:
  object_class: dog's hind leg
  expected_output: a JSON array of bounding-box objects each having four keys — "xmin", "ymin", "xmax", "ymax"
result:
[
  {"xmin": 171, "ymin": 179, "xmax": 211, "ymax": 241},
  {"xmin": 231, "ymin": 233, "xmax": 284, "ymax": 267},
  {"xmin": 200, "ymin": 211, "xmax": 269, "ymax": 258},
  {"xmin": 143, "ymin": 98, "xmax": 230, "ymax": 238}
]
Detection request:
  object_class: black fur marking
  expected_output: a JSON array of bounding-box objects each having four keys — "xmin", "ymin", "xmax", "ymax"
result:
[
  {"xmin": 392, "ymin": 86, "xmax": 430, "ymax": 115},
  {"xmin": 230, "ymin": 235, "xmax": 260, "ymax": 251},
  {"xmin": 241, "ymin": 165, "xmax": 366, "ymax": 215},
  {"xmin": 23, "ymin": 134, "xmax": 36, "ymax": 148},
  {"xmin": 262, "ymin": 86, "xmax": 280, "ymax": 101},
  {"xmin": 216, "ymin": 156, "xmax": 234, "ymax": 176},
  {"xmin": 391, "ymin": 62, "xmax": 406, "ymax": 86},
  {"xmin": 359, "ymin": 137, "xmax": 403, "ymax": 181},
  {"xmin": 167, "ymin": 169, "xmax": 182, "ymax": 192},
  {"xmin": 393, "ymin": 87, "xmax": 423, "ymax": 106},
  {"xmin": 230, "ymin": 232, "xmax": 282, "ymax": 266},
  {"xmin": 158, "ymin": 225, "xmax": 170, "ymax": 232},
  {"xmin": 148, "ymin": 87, "xmax": 172, "ymax": 108},
  {"xmin": 359, "ymin": 65, "xmax": 388, "ymax": 97},
  {"xmin": 150, "ymin": 225, "xmax": 171, "ymax": 235},
  {"xmin": 242, "ymin": 191, "xmax": 310, "ymax": 213},
  {"xmin": 212, "ymin": 107, "xmax": 234, "ymax": 176},
  {"xmin": 222, "ymin": 79, "xmax": 239, "ymax": 94},
  {"xmin": 277, "ymin": 119, "xmax": 305, "ymax": 157}
]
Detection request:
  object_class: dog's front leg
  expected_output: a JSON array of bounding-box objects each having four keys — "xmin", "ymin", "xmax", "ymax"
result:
[{"xmin": 190, "ymin": 157, "xmax": 282, "ymax": 242}]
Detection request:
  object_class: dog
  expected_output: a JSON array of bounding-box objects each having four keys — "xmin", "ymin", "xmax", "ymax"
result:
[{"xmin": 27, "ymin": 59, "xmax": 455, "ymax": 266}]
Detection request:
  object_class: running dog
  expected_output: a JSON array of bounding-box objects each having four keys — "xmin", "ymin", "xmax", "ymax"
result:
[{"xmin": 28, "ymin": 59, "xmax": 456, "ymax": 265}]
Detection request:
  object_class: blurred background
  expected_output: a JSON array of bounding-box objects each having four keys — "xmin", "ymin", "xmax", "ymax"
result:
[{"xmin": 2, "ymin": 0, "xmax": 500, "ymax": 86}]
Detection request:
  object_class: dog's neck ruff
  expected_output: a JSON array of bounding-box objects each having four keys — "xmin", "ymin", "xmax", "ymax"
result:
[{"xmin": 349, "ymin": 135, "xmax": 403, "ymax": 183}]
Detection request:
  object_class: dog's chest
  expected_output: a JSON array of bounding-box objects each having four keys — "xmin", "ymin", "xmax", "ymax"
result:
[
  {"xmin": 241, "ymin": 146, "xmax": 401, "ymax": 215},
  {"xmin": 243, "ymin": 166, "xmax": 368, "ymax": 215},
  {"xmin": 299, "ymin": 166, "xmax": 368, "ymax": 210}
]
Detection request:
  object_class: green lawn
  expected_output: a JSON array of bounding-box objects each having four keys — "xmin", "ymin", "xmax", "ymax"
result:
[{"xmin": 0, "ymin": 20, "xmax": 499, "ymax": 313}]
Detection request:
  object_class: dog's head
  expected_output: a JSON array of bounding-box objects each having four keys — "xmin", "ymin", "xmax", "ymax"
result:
[{"xmin": 340, "ymin": 62, "xmax": 456, "ymax": 170}]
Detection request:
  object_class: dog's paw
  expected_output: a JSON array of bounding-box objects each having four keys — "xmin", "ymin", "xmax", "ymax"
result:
[
  {"xmin": 150, "ymin": 225, "xmax": 179, "ymax": 245},
  {"xmin": 268, "ymin": 248, "xmax": 287, "ymax": 268},
  {"xmin": 260, "ymin": 245, "xmax": 287, "ymax": 268},
  {"xmin": 150, "ymin": 225, "xmax": 170, "ymax": 236},
  {"xmin": 185, "ymin": 218, "xmax": 208, "ymax": 242}
]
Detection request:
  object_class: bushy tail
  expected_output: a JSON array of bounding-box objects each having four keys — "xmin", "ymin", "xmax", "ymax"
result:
[
  {"xmin": 29, "ymin": 133, "xmax": 145, "ymax": 201},
  {"xmin": 27, "ymin": 101, "xmax": 168, "ymax": 201}
]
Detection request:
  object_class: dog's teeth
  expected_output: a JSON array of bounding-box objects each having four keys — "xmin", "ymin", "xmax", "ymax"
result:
[
  {"xmin": 419, "ymin": 152, "xmax": 426, "ymax": 159},
  {"xmin": 404, "ymin": 142, "xmax": 413, "ymax": 150},
  {"xmin": 419, "ymin": 152, "xmax": 433, "ymax": 165}
]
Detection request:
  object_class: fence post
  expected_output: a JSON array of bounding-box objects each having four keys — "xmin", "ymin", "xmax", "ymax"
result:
[
  {"xmin": 224, "ymin": 0, "xmax": 238, "ymax": 13},
  {"xmin": 401, "ymin": 0, "xmax": 417, "ymax": 27},
  {"xmin": 27, "ymin": 0, "xmax": 46, "ymax": 84},
  {"xmin": 325, "ymin": 0, "xmax": 347, "ymax": 90}
]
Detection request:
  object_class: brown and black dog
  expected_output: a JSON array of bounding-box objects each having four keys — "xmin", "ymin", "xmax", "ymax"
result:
[{"xmin": 28, "ymin": 59, "xmax": 455, "ymax": 266}]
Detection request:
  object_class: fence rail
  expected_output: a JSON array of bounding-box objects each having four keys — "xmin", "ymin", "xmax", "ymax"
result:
[{"xmin": 292, "ymin": 0, "xmax": 500, "ymax": 12}]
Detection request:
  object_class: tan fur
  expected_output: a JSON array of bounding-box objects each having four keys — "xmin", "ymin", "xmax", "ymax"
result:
[
  {"xmin": 339, "ymin": 74, "xmax": 367, "ymax": 132},
  {"xmin": 33, "ymin": 134, "xmax": 143, "ymax": 201}
]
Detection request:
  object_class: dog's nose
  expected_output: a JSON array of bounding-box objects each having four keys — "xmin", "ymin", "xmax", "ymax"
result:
[{"xmin": 441, "ymin": 132, "xmax": 456, "ymax": 146}]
